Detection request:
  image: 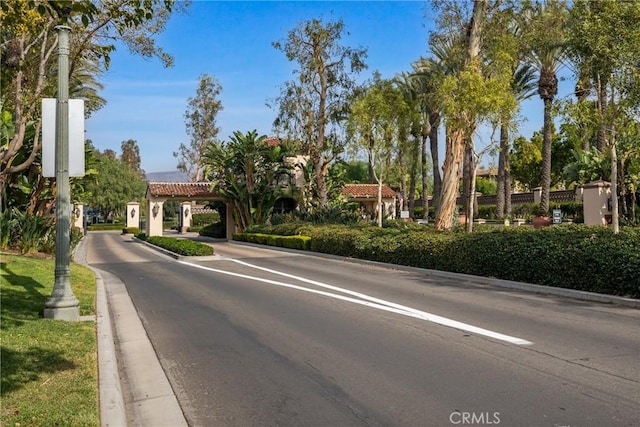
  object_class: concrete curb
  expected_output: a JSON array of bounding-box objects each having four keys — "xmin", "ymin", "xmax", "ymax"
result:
[
  {"xmin": 75, "ymin": 236, "xmax": 188, "ymax": 426},
  {"xmin": 73, "ymin": 239, "xmax": 127, "ymax": 427}
]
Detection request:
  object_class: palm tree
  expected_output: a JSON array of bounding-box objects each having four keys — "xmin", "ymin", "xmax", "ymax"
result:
[
  {"xmin": 496, "ymin": 64, "xmax": 537, "ymax": 218},
  {"xmin": 392, "ymin": 72, "xmax": 422, "ymax": 215},
  {"xmin": 203, "ymin": 130, "xmax": 293, "ymax": 231},
  {"xmin": 522, "ymin": 0, "xmax": 568, "ymax": 214}
]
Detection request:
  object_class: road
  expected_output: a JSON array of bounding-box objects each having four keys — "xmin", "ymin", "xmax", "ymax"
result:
[{"xmin": 86, "ymin": 231, "xmax": 640, "ymax": 426}]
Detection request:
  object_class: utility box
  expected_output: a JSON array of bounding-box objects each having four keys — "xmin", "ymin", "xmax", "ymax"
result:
[{"xmin": 582, "ymin": 180, "xmax": 612, "ymax": 226}]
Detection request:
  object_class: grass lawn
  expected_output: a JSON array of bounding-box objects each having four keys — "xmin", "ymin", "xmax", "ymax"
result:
[{"xmin": 1, "ymin": 253, "xmax": 98, "ymax": 427}]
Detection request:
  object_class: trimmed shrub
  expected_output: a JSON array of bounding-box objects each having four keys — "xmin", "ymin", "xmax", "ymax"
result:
[
  {"xmin": 267, "ymin": 234, "xmax": 283, "ymax": 247},
  {"xmin": 192, "ymin": 212, "xmax": 220, "ymax": 226},
  {"xmin": 281, "ymin": 235, "xmax": 311, "ymax": 250},
  {"xmin": 199, "ymin": 222, "xmax": 225, "ymax": 238},
  {"xmin": 122, "ymin": 227, "xmax": 141, "ymax": 235},
  {"xmin": 145, "ymin": 236, "xmax": 214, "ymax": 256},
  {"xmin": 241, "ymin": 222, "xmax": 640, "ymax": 298},
  {"xmin": 88, "ymin": 223, "xmax": 125, "ymax": 231}
]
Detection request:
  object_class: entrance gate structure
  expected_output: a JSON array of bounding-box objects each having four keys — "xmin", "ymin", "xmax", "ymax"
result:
[{"xmin": 144, "ymin": 182, "xmax": 235, "ymax": 238}]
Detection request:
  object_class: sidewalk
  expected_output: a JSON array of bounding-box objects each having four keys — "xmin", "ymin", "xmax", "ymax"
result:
[{"xmin": 74, "ymin": 237, "xmax": 187, "ymax": 427}]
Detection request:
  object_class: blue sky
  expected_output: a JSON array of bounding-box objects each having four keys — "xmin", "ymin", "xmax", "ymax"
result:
[{"xmin": 86, "ymin": 0, "xmax": 573, "ymax": 174}]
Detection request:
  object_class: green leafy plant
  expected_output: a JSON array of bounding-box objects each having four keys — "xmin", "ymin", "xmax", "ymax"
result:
[
  {"xmin": 14, "ymin": 211, "xmax": 51, "ymax": 254},
  {"xmin": 0, "ymin": 209, "xmax": 18, "ymax": 249}
]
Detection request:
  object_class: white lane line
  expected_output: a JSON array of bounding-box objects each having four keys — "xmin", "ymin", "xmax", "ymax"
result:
[{"xmin": 178, "ymin": 260, "xmax": 533, "ymax": 346}]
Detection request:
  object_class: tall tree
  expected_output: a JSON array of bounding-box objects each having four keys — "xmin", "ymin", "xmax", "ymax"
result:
[
  {"xmin": 496, "ymin": 64, "xmax": 537, "ymax": 218},
  {"xmin": 120, "ymin": 139, "xmax": 143, "ymax": 177},
  {"xmin": 83, "ymin": 147, "xmax": 147, "ymax": 220},
  {"xmin": 520, "ymin": 0, "xmax": 568, "ymax": 215},
  {"xmin": 272, "ymin": 18, "xmax": 367, "ymax": 209},
  {"xmin": 410, "ymin": 30, "xmax": 463, "ymax": 216},
  {"xmin": 432, "ymin": 1, "xmax": 484, "ymax": 230},
  {"xmin": 174, "ymin": 74, "xmax": 223, "ymax": 182},
  {"xmin": 348, "ymin": 74, "xmax": 406, "ymax": 227},
  {"xmin": 567, "ymin": 0, "xmax": 640, "ymax": 232},
  {"xmin": 393, "ymin": 72, "xmax": 424, "ymax": 216}
]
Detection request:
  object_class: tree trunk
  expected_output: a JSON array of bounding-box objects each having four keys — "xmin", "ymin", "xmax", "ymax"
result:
[
  {"xmin": 540, "ymin": 98, "xmax": 552, "ymax": 214},
  {"xmin": 610, "ymin": 133, "xmax": 619, "ymax": 234},
  {"xmin": 434, "ymin": 0, "xmax": 485, "ymax": 230},
  {"xmin": 463, "ymin": 144, "xmax": 473, "ymax": 222},
  {"xmin": 434, "ymin": 127, "xmax": 465, "ymax": 230},
  {"xmin": 429, "ymin": 111, "xmax": 441, "ymax": 211},
  {"xmin": 596, "ymin": 74, "xmax": 607, "ymax": 153},
  {"xmin": 421, "ymin": 126, "xmax": 430, "ymax": 220},
  {"xmin": 408, "ymin": 135, "xmax": 419, "ymax": 216},
  {"xmin": 505, "ymin": 154, "xmax": 512, "ymax": 216},
  {"xmin": 496, "ymin": 122, "xmax": 508, "ymax": 218},
  {"xmin": 377, "ymin": 179, "xmax": 383, "ymax": 228}
]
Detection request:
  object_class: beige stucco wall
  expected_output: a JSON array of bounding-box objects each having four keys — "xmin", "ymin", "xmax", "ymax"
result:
[
  {"xmin": 127, "ymin": 202, "xmax": 140, "ymax": 229},
  {"xmin": 582, "ymin": 180, "xmax": 611, "ymax": 226},
  {"xmin": 146, "ymin": 199, "xmax": 164, "ymax": 236}
]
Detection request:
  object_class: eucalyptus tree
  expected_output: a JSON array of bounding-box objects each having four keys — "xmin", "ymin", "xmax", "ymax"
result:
[
  {"xmin": 567, "ymin": 0, "xmax": 640, "ymax": 232},
  {"xmin": 202, "ymin": 130, "xmax": 294, "ymax": 231},
  {"xmin": 519, "ymin": 0, "xmax": 569, "ymax": 215},
  {"xmin": 272, "ymin": 18, "xmax": 367, "ymax": 209},
  {"xmin": 174, "ymin": 74, "xmax": 223, "ymax": 182},
  {"xmin": 431, "ymin": 0, "xmax": 516, "ymax": 230},
  {"xmin": 410, "ymin": 30, "xmax": 463, "ymax": 216},
  {"xmin": 347, "ymin": 75, "xmax": 407, "ymax": 227}
]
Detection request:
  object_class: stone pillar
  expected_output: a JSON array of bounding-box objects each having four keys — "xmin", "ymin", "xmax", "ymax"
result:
[
  {"xmin": 127, "ymin": 202, "xmax": 140, "ymax": 229},
  {"xmin": 582, "ymin": 180, "xmax": 611, "ymax": 226},
  {"xmin": 72, "ymin": 204, "xmax": 84, "ymax": 229},
  {"xmin": 225, "ymin": 202, "xmax": 236, "ymax": 240},
  {"xmin": 180, "ymin": 202, "xmax": 192, "ymax": 233},
  {"xmin": 146, "ymin": 199, "xmax": 164, "ymax": 236},
  {"xmin": 533, "ymin": 187, "xmax": 542, "ymax": 204}
]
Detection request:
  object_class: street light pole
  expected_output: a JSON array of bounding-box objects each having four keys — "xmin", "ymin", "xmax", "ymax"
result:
[{"xmin": 44, "ymin": 25, "xmax": 79, "ymax": 321}]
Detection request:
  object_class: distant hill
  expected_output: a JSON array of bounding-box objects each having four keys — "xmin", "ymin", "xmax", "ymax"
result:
[{"xmin": 145, "ymin": 170, "xmax": 190, "ymax": 182}]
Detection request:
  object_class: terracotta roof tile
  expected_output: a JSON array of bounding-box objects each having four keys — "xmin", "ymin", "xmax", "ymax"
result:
[
  {"xmin": 341, "ymin": 184, "xmax": 396, "ymax": 199},
  {"xmin": 147, "ymin": 182, "xmax": 219, "ymax": 198},
  {"xmin": 264, "ymin": 136, "xmax": 281, "ymax": 147}
]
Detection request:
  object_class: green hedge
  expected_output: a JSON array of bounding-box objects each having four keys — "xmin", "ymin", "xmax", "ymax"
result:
[
  {"xmin": 192, "ymin": 212, "xmax": 221, "ymax": 227},
  {"xmin": 236, "ymin": 224, "xmax": 640, "ymax": 298},
  {"xmin": 145, "ymin": 236, "xmax": 214, "ymax": 256},
  {"xmin": 122, "ymin": 227, "xmax": 141, "ymax": 235},
  {"xmin": 199, "ymin": 222, "xmax": 226, "ymax": 238},
  {"xmin": 87, "ymin": 223, "xmax": 123, "ymax": 231}
]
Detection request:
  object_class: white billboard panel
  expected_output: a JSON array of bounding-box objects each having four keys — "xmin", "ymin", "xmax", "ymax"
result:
[{"xmin": 42, "ymin": 98, "xmax": 85, "ymax": 177}]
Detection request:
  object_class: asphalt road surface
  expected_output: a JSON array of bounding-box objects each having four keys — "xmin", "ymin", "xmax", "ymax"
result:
[{"xmin": 86, "ymin": 231, "xmax": 640, "ymax": 426}]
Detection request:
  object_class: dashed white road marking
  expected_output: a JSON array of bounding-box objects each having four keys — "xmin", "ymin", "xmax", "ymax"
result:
[{"xmin": 178, "ymin": 259, "xmax": 533, "ymax": 346}]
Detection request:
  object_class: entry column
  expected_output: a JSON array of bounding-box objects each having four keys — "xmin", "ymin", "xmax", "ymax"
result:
[{"xmin": 146, "ymin": 199, "xmax": 164, "ymax": 236}]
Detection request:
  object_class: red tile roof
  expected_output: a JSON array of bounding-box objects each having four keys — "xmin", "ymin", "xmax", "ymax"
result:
[
  {"xmin": 264, "ymin": 136, "xmax": 281, "ymax": 147},
  {"xmin": 341, "ymin": 184, "xmax": 396, "ymax": 199},
  {"xmin": 147, "ymin": 182, "xmax": 220, "ymax": 198}
]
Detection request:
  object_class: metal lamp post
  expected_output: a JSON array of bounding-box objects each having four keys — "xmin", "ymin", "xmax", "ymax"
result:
[{"xmin": 44, "ymin": 25, "xmax": 80, "ymax": 321}]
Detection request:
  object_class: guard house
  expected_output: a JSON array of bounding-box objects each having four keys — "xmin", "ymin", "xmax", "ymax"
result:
[{"xmin": 145, "ymin": 182, "xmax": 235, "ymax": 238}]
